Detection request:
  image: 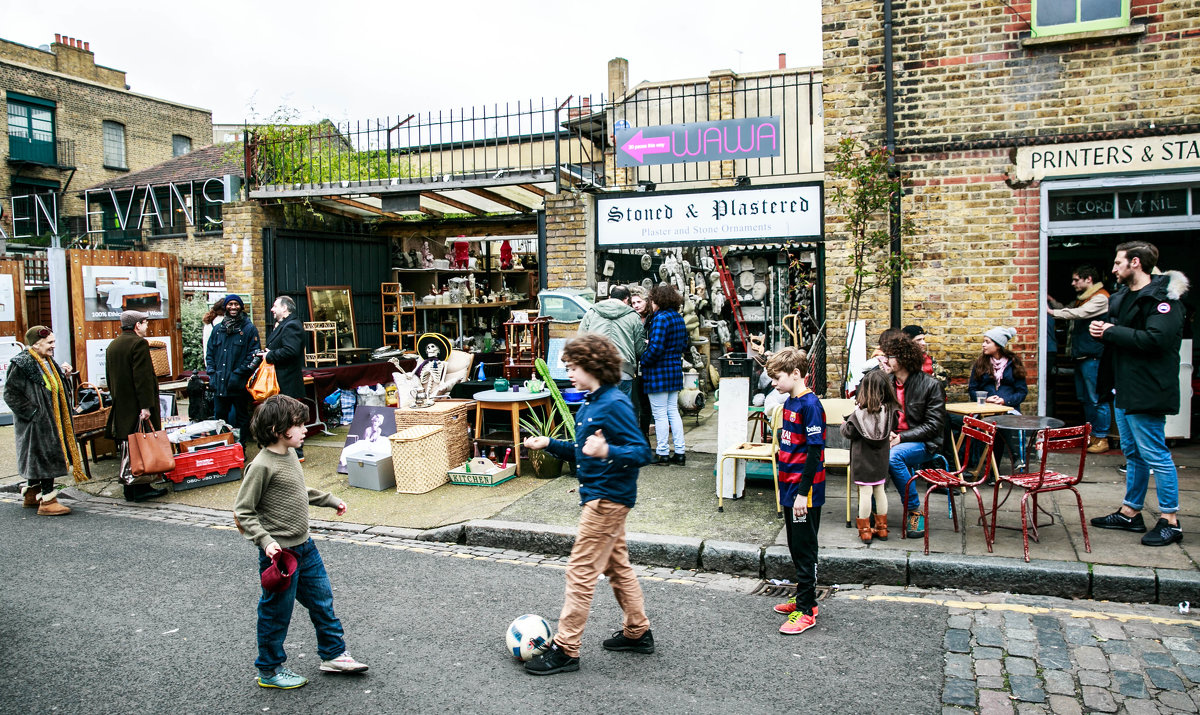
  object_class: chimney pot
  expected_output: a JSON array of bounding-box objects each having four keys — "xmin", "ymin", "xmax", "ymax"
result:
[
  {"xmin": 55, "ymin": 33, "xmax": 61, "ymax": 43},
  {"xmin": 778, "ymin": 53, "xmax": 786, "ymax": 69},
  {"xmin": 83, "ymin": 41, "xmax": 89, "ymax": 51},
  {"xmin": 68, "ymin": 37, "xmax": 75, "ymax": 47}
]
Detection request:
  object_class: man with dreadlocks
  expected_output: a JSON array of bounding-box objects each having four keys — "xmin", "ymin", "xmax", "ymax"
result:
[{"xmin": 4, "ymin": 326, "xmax": 87, "ymax": 515}]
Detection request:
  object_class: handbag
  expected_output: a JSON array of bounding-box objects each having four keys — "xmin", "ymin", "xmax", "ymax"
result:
[
  {"xmin": 248, "ymin": 360, "xmax": 280, "ymax": 402},
  {"xmin": 128, "ymin": 416, "xmax": 176, "ymax": 479}
]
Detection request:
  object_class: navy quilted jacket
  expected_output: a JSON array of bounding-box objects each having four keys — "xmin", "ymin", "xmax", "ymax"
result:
[{"xmin": 640, "ymin": 309, "xmax": 687, "ymax": 394}]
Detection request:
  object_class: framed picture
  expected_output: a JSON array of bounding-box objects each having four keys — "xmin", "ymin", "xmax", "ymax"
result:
[{"xmin": 307, "ymin": 286, "xmax": 356, "ymax": 349}]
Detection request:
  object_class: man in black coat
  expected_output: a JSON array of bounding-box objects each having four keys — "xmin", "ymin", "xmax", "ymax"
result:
[
  {"xmin": 106, "ymin": 310, "xmax": 168, "ymax": 502},
  {"xmin": 264, "ymin": 295, "xmax": 307, "ymax": 458},
  {"xmin": 1089, "ymin": 241, "xmax": 1188, "ymax": 547},
  {"xmin": 206, "ymin": 294, "xmax": 260, "ymax": 448}
]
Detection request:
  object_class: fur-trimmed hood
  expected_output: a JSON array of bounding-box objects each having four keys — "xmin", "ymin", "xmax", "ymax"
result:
[{"xmin": 1160, "ymin": 270, "xmax": 1190, "ymax": 301}]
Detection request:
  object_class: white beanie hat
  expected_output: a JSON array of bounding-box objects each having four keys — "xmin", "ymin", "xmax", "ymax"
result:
[{"xmin": 984, "ymin": 326, "xmax": 1016, "ymax": 349}]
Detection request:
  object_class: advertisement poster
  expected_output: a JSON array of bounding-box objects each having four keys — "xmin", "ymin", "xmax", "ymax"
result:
[
  {"xmin": 0, "ymin": 274, "xmax": 14, "ymax": 323},
  {"xmin": 86, "ymin": 336, "xmax": 172, "ymax": 387},
  {"xmin": 0, "ymin": 338, "xmax": 22, "ymax": 424},
  {"xmin": 81, "ymin": 265, "xmax": 169, "ymax": 322}
]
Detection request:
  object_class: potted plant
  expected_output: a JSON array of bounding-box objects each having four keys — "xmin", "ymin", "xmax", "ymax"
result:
[{"xmin": 518, "ymin": 407, "xmax": 567, "ymax": 479}]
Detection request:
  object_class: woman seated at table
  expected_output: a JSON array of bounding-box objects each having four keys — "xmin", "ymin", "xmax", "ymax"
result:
[
  {"xmin": 960, "ymin": 326, "xmax": 1028, "ymax": 472},
  {"xmin": 967, "ymin": 326, "xmax": 1027, "ymax": 412}
]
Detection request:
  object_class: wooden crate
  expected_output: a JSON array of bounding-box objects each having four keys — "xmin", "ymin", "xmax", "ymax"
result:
[
  {"xmin": 448, "ymin": 457, "xmax": 517, "ymax": 487},
  {"xmin": 390, "ymin": 425, "xmax": 449, "ymax": 494},
  {"xmin": 394, "ymin": 399, "xmax": 474, "ymax": 467}
]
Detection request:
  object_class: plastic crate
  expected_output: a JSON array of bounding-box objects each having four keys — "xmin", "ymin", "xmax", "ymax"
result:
[{"xmin": 717, "ymin": 352, "xmax": 755, "ymax": 378}]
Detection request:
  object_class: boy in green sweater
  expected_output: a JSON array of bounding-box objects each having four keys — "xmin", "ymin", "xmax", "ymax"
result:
[{"xmin": 234, "ymin": 395, "xmax": 368, "ymax": 690}]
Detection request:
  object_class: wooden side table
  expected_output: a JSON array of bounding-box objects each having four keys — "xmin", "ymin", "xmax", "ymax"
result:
[
  {"xmin": 472, "ymin": 389, "xmax": 552, "ymax": 476},
  {"xmin": 945, "ymin": 402, "xmax": 1013, "ymax": 471}
]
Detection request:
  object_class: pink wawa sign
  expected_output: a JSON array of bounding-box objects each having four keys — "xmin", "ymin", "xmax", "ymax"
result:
[{"xmin": 615, "ymin": 117, "xmax": 781, "ymax": 168}]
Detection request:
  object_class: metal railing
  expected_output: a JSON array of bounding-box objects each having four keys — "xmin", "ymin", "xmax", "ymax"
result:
[
  {"xmin": 5, "ymin": 137, "xmax": 75, "ymax": 168},
  {"xmin": 183, "ymin": 264, "xmax": 225, "ymax": 289},
  {"xmin": 245, "ymin": 72, "xmax": 822, "ymax": 196}
]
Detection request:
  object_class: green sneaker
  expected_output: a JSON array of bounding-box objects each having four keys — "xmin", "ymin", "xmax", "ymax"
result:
[
  {"xmin": 906, "ymin": 511, "xmax": 926, "ymax": 539},
  {"xmin": 257, "ymin": 667, "xmax": 308, "ymax": 689}
]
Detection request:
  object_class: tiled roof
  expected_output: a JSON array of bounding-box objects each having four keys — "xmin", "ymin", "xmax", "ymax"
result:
[{"xmin": 82, "ymin": 143, "xmax": 243, "ymax": 193}]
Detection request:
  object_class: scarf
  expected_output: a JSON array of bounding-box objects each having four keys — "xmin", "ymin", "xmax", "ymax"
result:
[
  {"xmin": 224, "ymin": 312, "xmax": 247, "ymax": 334},
  {"xmin": 990, "ymin": 356, "xmax": 1009, "ymax": 388},
  {"xmin": 28, "ymin": 350, "xmax": 88, "ymax": 483}
]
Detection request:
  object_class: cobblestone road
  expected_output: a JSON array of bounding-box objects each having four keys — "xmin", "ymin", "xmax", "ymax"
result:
[{"xmin": 15, "ymin": 493, "xmax": 1199, "ymax": 714}]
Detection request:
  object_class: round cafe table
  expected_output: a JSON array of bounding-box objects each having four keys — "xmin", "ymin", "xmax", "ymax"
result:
[
  {"xmin": 472, "ymin": 389, "xmax": 552, "ymax": 476},
  {"xmin": 982, "ymin": 414, "xmax": 1065, "ymax": 475}
]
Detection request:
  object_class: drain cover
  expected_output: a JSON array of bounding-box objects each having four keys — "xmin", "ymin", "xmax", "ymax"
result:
[{"xmin": 750, "ymin": 582, "xmax": 831, "ymax": 601}]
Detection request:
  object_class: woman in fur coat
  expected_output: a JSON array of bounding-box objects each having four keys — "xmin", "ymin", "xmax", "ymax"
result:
[{"xmin": 3, "ymin": 326, "xmax": 87, "ymax": 515}]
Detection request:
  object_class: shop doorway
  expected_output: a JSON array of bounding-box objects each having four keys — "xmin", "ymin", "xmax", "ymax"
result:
[{"xmin": 1046, "ymin": 229, "xmax": 1199, "ymax": 436}]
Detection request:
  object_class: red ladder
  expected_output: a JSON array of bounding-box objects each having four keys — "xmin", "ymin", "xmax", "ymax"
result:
[{"xmin": 710, "ymin": 246, "xmax": 750, "ymax": 351}]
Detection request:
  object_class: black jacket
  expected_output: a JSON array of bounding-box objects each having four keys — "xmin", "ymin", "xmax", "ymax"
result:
[
  {"xmin": 205, "ymin": 315, "xmax": 261, "ymax": 397},
  {"xmin": 897, "ymin": 369, "xmax": 946, "ymax": 454},
  {"xmin": 1099, "ymin": 270, "xmax": 1189, "ymax": 415},
  {"xmin": 265, "ymin": 314, "xmax": 305, "ymax": 399}
]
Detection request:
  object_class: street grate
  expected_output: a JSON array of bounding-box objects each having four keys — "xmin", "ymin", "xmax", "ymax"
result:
[{"xmin": 750, "ymin": 582, "xmax": 831, "ymax": 601}]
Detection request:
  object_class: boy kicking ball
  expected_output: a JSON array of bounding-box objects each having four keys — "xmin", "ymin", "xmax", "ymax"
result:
[
  {"xmin": 234, "ymin": 394, "xmax": 369, "ymax": 689},
  {"xmin": 522, "ymin": 334, "xmax": 654, "ymax": 675}
]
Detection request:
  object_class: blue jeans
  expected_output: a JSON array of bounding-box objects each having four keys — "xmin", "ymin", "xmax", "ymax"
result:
[
  {"xmin": 889, "ymin": 442, "xmax": 934, "ymax": 511},
  {"xmin": 648, "ymin": 391, "xmax": 685, "ymax": 456},
  {"xmin": 617, "ymin": 378, "xmax": 639, "ymax": 424},
  {"xmin": 1074, "ymin": 357, "xmax": 1111, "ymax": 439},
  {"xmin": 1114, "ymin": 408, "xmax": 1179, "ymax": 514},
  {"xmin": 255, "ymin": 538, "xmax": 346, "ymax": 671}
]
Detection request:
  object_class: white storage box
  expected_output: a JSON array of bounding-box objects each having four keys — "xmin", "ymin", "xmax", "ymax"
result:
[{"xmin": 346, "ymin": 444, "xmax": 396, "ymax": 491}]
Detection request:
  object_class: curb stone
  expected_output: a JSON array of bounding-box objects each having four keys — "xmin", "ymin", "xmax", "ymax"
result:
[
  {"xmin": 463, "ymin": 519, "xmax": 576, "ymax": 555},
  {"xmin": 417, "ymin": 524, "xmax": 465, "ymax": 543},
  {"xmin": 626, "ymin": 532, "xmax": 703, "ymax": 569},
  {"xmin": 908, "ymin": 553, "xmax": 1090, "ymax": 598},
  {"xmin": 1092, "ymin": 564, "xmax": 1156, "ymax": 603},
  {"xmin": 820, "ymin": 549, "xmax": 908, "ymax": 586},
  {"xmin": 700, "ymin": 540, "xmax": 761, "ymax": 577},
  {"xmin": 1156, "ymin": 568, "xmax": 1200, "ymax": 606}
]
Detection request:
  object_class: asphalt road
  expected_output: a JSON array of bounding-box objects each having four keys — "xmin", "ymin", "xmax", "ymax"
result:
[{"xmin": 0, "ymin": 503, "xmax": 946, "ymax": 714}]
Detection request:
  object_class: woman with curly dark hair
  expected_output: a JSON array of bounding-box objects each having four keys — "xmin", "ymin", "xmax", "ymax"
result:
[
  {"xmin": 879, "ymin": 332, "xmax": 946, "ymax": 539},
  {"xmin": 640, "ymin": 283, "xmax": 688, "ymax": 465},
  {"xmin": 201, "ymin": 296, "xmax": 227, "ymax": 361}
]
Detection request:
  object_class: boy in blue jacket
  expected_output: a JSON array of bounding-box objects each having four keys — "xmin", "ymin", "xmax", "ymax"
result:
[{"xmin": 522, "ymin": 333, "xmax": 654, "ymax": 675}]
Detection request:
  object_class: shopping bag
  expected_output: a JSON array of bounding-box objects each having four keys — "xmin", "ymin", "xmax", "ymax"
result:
[
  {"xmin": 247, "ymin": 361, "xmax": 280, "ymax": 402},
  {"xmin": 128, "ymin": 416, "xmax": 176, "ymax": 478}
]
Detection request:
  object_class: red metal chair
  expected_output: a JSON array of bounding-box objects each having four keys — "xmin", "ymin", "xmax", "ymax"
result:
[
  {"xmin": 989, "ymin": 424, "xmax": 1092, "ymax": 563},
  {"xmin": 905, "ymin": 416, "xmax": 997, "ymax": 555}
]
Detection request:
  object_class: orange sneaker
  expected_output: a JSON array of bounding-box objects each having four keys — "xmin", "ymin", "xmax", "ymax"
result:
[
  {"xmin": 779, "ymin": 610, "xmax": 816, "ymax": 635},
  {"xmin": 773, "ymin": 597, "xmax": 818, "ymax": 617}
]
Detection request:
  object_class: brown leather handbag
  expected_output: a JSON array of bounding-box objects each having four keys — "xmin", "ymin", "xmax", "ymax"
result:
[{"xmin": 128, "ymin": 416, "xmax": 176, "ymax": 478}]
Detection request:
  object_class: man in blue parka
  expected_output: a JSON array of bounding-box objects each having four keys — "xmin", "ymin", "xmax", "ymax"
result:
[{"xmin": 206, "ymin": 294, "xmax": 261, "ymax": 448}]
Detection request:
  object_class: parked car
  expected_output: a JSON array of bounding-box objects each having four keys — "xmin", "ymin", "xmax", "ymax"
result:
[{"xmin": 537, "ymin": 288, "xmax": 595, "ymax": 323}]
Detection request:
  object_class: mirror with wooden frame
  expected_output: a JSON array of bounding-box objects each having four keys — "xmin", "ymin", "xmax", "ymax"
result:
[{"xmin": 306, "ymin": 286, "xmax": 357, "ymax": 349}]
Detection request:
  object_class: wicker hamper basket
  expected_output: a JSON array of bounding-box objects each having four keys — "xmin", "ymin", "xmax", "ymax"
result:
[
  {"xmin": 72, "ymin": 382, "xmax": 110, "ymax": 435},
  {"xmin": 146, "ymin": 340, "xmax": 170, "ymax": 378},
  {"xmin": 390, "ymin": 425, "xmax": 450, "ymax": 494},
  {"xmin": 394, "ymin": 399, "xmax": 474, "ymax": 467}
]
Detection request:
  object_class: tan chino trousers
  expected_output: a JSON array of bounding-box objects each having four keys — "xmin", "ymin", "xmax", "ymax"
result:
[{"xmin": 554, "ymin": 498, "xmax": 650, "ymax": 657}]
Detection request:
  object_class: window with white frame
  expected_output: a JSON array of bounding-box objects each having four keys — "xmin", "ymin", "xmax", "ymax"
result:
[
  {"xmin": 102, "ymin": 120, "xmax": 126, "ymax": 169},
  {"xmin": 1032, "ymin": 0, "xmax": 1130, "ymax": 37},
  {"xmin": 172, "ymin": 134, "xmax": 192, "ymax": 157}
]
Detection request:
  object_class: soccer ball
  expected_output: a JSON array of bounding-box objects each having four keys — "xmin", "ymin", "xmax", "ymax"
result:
[{"xmin": 506, "ymin": 614, "xmax": 553, "ymax": 662}]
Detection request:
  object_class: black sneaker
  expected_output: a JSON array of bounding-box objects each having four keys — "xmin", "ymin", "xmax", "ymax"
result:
[
  {"xmin": 1117, "ymin": 463, "xmax": 1126, "ymax": 475},
  {"xmin": 602, "ymin": 629, "xmax": 655, "ymax": 654},
  {"xmin": 1141, "ymin": 518, "xmax": 1183, "ymax": 547},
  {"xmin": 669, "ymin": 453, "xmax": 686, "ymax": 466},
  {"xmin": 1090, "ymin": 510, "xmax": 1147, "ymax": 533},
  {"xmin": 524, "ymin": 643, "xmax": 579, "ymax": 675},
  {"xmin": 655, "ymin": 455, "xmax": 671, "ymax": 465}
]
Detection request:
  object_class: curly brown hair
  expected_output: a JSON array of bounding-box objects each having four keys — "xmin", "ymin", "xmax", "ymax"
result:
[
  {"xmin": 203, "ymin": 297, "xmax": 227, "ymax": 325},
  {"xmin": 250, "ymin": 394, "xmax": 309, "ymax": 448},
  {"xmin": 562, "ymin": 333, "xmax": 623, "ymax": 386},
  {"xmin": 879, "ymin": 333, "xmax": 924, "ymax": 374},
  {"xmin": 649, "ymin": 282, "xmax": 682, "ymax": 312}
]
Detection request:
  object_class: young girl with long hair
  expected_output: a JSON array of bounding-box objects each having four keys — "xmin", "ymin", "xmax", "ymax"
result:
[{"xmin": 840, "ymin": 369, "xmax": 900, "ymax": 542}]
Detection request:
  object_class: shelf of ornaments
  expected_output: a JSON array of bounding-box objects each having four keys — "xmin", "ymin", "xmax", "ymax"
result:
[{"xmin": 413, "ymin": 300, "xmax": 521, "ymax": 310}]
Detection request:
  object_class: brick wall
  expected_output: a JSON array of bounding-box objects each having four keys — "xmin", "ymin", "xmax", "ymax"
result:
[
  {"xmin": 544, "ymin": 192, "xmax": 591, "ymax": 338},
  {"xmin": 220, "ymin": 201, "xmax": 275, "ymax": 337},
  {"xmin": 820, "ymin": 0, "xmax": 1200, "ymax": 399},
  {"xmin": 1, "ymin": 37, "xmax": 212, "ymax": 223}
]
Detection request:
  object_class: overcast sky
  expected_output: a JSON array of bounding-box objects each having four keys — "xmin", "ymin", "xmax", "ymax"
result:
[{"xmin": 8, "ymin": 0, "xmax": 822, "ymax": 128}]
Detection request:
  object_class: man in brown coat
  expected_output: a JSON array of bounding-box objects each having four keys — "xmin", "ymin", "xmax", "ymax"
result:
[{"xmin": 106, "ymin": 310, "xmax": 168, "ymax": 502}]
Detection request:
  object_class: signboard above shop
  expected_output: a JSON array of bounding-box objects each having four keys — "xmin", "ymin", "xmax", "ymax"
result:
[
  {"xmin": 615, "ymin": 117, "xmax": 782, "ymax": 168},
  {"xmin": 1014, "ymin": 133, "xmax": 1200, "ymax": 182},
  {"xmin": 596, "ymin": 184, "xmax": 821, "ymax": 248}
]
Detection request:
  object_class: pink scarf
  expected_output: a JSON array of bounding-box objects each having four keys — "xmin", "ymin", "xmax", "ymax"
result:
[{"xmin": 990, "ymin": 356, "xmax": 1008, "ymax": 387}]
